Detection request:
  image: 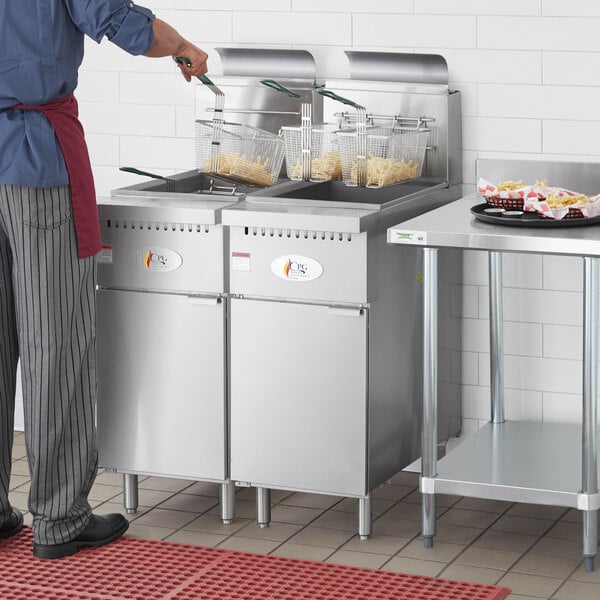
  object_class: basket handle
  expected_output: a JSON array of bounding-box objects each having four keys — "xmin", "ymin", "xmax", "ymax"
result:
[
  {"xmin": 260, "ymin": 79, "xmax": 301, "ymax": 99},
  {"xmin": 119, "ymin": 166, "xmax": 167, "ymax": 180},
  {"xmin": 319, "ymin": 90, "xmax": 367, "ymax": 186}
]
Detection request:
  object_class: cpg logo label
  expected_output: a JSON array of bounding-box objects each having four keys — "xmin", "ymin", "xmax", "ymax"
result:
[
  {"xmin": 137, "ymin": 247, "xmax": 183, "ymax": 272},
  {"xmin": 271, "ymin": 255, "xmax": 323, "ymax": 282}
]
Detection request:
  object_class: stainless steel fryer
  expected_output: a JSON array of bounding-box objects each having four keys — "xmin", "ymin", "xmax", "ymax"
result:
[{"xmin": 223, "ymin": 51, "xmax": 464, "ymax": 538}]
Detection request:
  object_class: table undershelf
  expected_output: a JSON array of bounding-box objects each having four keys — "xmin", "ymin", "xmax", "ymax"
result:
[{"xmin": 422, "ymin": 420, "xmax": 600, "ymax": 510}]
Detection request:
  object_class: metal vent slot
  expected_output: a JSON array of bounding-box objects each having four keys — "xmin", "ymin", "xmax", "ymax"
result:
[
  {"xmin": 243, "ymin": 226, "xmax": 352, "ymax": 242},
  {"xmin": 105, "ymin": 220, "xmax": 210, "ymax": 233}
]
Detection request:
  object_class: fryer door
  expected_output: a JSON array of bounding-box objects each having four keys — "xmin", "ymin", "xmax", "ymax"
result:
[
  {"xmin": 230, "ymin": 297, "xmax": 368, "ymax": 496},
  {"xmin": 96, "ymin": 288, "xmax": 226, "ymax": 481}
]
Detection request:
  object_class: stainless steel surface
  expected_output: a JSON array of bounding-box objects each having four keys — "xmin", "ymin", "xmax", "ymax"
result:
[
  {"xmin": 256, "ymin": 488, "xmax": 271, "ymax": 528},
  {"xmin": 388, "ymin": 193, "xmax": 600, "ymax": 255},
  {"xmin": 489, "ymin": 252, "xmax": 505, "ymax": 424},
  {"xmin": 388, "ymin": 158, "xmax": 600, "ymax": 569},
  {"xmin": 583, "ymin": 257, "xmax": 599, "ymax": 567},
  {"xmin": 345, "ymin": 51, "xmax": 450, "ymax": 86},
  {"xmin": 221, "ymin": 482, "xmax": 236, "ymax": 524},
  {"xmin": 97, "ymin": 176, "xmax": 239, "ymax": 524},
  {"xmin": 124, "ymin": 474, "xmax": 138, "ymax": 514},
  {"xmin": 197, "ymin": 49, "xmax": 324, "ymax": 136},
  {"xmin": 421, "ymin": 247, "xmax": 438, "ymax": 544},
  {"xmin": 225, "ymin": 51, "xmax": 463, "ymax": 536},
  {"xmin": 217, "ymin": 47, "xmax": 317, "ymax": 80},
  {"xmin": 358, "ymin": 496, "xmax": 372, "ymax": 540}
]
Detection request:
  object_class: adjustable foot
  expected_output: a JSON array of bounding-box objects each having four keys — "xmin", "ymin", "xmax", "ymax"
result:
[
  {"xmin": 584, "ymin": 555, "xmax": 595, "ymax": 572},
  {"xmin": 423, "ymin": 536, "xmax": 434, "ymax": 549}
]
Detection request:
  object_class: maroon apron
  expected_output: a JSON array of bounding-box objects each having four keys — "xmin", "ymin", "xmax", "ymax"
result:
[{"xmin": 12, "ymin": 93, "xmax": 100, "ymax": 258}]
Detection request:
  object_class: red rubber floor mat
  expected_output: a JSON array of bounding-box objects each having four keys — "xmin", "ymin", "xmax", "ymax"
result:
[{"xmin": 0, "ymin": 528, "xmax": 511, "ymax": 599}]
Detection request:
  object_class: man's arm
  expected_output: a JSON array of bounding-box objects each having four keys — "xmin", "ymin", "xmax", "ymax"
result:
[{"xmin": 144, "ymin": 19, "xmax": 208, "ymax": 81}]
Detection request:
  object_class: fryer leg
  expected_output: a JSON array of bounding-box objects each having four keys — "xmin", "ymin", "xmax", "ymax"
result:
[
  {"xmin": 221, "ymin": 482, "xmax": 235, "ymax": 525},
  {"xmin": 358, "ymin": 495, "xmax": 372, "ymax": 540},
  {"xmin": 257, "ymin": 487, "xmax": 271, "ymax": 528},
  {"xmin": 123, "ymin": 473, "xmax": 138, "ymax": 514}
]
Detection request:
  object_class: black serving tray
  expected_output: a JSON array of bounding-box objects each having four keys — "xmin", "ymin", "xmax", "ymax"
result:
[{"xmin": 471, "ymin": 203, "xmax": 600, "ymax": 228}]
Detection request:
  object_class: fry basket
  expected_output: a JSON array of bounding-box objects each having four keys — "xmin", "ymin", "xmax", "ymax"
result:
[
  {"xmin": 281, "ymin": 123, "xmax": 342, "ymax": 182},
  {"xmin": 337, "ymin": 127, "xmax": 430, "ymax": 188},
  {"xmin": 195, "ymin": 120, "xmax": 285, "ymax": 187}
]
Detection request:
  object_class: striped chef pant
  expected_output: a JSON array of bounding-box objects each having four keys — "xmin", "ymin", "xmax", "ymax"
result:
[{"xmin": 0, "ymin": 185, "xmax": 97, "ymax": 545}]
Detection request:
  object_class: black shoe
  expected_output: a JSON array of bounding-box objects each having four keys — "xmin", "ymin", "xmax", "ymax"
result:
[
  {"xmin": 0, "ymin": 510, "xmax": 24, "ymax": 540},
  {"xmin": 33, "ymin": 513, "xmax": 129, "ymax": 559}
]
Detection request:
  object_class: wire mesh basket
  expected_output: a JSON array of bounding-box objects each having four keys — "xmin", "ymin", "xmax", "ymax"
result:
[
  {"xmin": 281, "ymin": 123, "xmax": 342, "ymax": 182},
  {"xmin": 337, "ymin": 127, "xmax": 430, "ymax": 188},
  {"xmin": 195, "ymin": 120, "xmax": 285, "ymax": 187}
]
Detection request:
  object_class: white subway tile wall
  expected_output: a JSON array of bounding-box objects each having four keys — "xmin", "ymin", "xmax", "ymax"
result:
[{"xmin": 14, "ymin": 3, "xmax": 599, "ymax": 432}]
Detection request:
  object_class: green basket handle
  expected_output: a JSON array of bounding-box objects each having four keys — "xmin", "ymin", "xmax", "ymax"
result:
[
  {"xmin": 173, "ymin": 56, "xmax": 216, "ymax": 86},
  {"xmin": 260, "ymin": 79, "xmax": 301, "ymax": 99},
  {"xmin": 317, "ymin": 89, "xmax": 363, "ymax": 109},
  {"xmin": 119, "ymin": 166, "xmax": 167, "ymax": 180}
]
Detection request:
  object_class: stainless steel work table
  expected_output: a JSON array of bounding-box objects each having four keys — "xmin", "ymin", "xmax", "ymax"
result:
[{"xmin": 388, "ymin": 192, "xmax": 600, "ymax": 572}]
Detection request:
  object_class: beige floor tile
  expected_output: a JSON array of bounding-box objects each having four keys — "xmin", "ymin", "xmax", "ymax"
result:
[
  {"xmin": 157, "ymin": 493, "xmax": 218, "ymax": 514},
  {"xmin": 505, "ymin": 503, "xmax": 568, "ymax": 522},
  {"xmin": 398, "ymin": 538, "xmax": 464, "ymax": 563},
  {"xmin": 439, "ymin": 564, "xmax": 504, "ymax": 585},
  {"xmin": 528, "ymin": 536, "xmax": 582, "ymax": 560},
  {"xmin": 332, "ymin": 497, "xmax": 395, "ymax": 518},
  {"xmin": 95, "ymin": 502, "xmax": 151, "ymax": 521},
  {"xmin": 234, "ymin": 521, "xmax": 302, "ymax": 542},
  {"xmin": 184, "ymin": 513, "xmax": 251, "ymax": 535},
  {"xmin": 23, "ymin": 512, "xmax": 33, "ymax": 527},
  {"xmin": 342, "ymin": 533, "xmax": 410, "ymax": 556},
  {"xmin": 112, "ymin": 488, "xmax": 177, "ymax": 508},
  {"xmin": 279, "ymin": 492, "xmax": 342, "ymax": 510},
  {"xmin": 504, "ymin": 595, "xmax": 546, "ymax": 600},
  {"xmin": 180, "ymin": 481, "xmax": 221, "ymax": 497},
  {"xmin": 382, "ymin": 555, "xmax": 445, "ymax": 577},
  {"xmin": 125, "ymin": 524, "xmax": 175, "ymax": 541},
  {"xmin": 511, "ymin": 552, "xmax": 580, "ymax": 579},
  {"xmin": 544, "ymin": 520, "xmax": 581, "ymax": 542},
  {"xmin": 269, "ymin": 504, "xmax": 324, "ymax": 526},
  {"xmin": 10, "ymin": 460, "xmax": 30, "ymax": 477},
  {"xmin": 438, "ymin": 507, "xmax": 500, "ymax": 529},
  {"xmin": 384, "ymin": 500, "xmax": 446, "ymax": 521},
  {"xmin": 133, "ymin": 507, "xmax": 198, "ymax": 529},
  {"xmin": 473, "ymin": 530, "xmax": 538, "ymax": 553},
  {"xmin": 455, "ymin": 546, "xmax": 522, "ymax": 570},
  {"xmin": 207, "ymin": 497, "xmax": 255, "ymax": 520},
  {"xmin": 326, "ymin": 549, "xmax": 388, "ymax": 569},
  {"xmin": 310, "ymin": 509, "xmax": 358, "ymax": 531},
  {"xmin": 559, "ymin": 508, "xmax": 582, "ymax": 524},
  {"xmin": 372, "ymin": 516, "xmax": 421, "ymax": 538},
  {"xmin": 8, "ymin": 491, "xmax": 28, "ymax": 511},
  {"xmin": 429, "ymin": 523, "xmax": 484, "ymax": 545},
  {"xmin": 552, "ymin": 580, "xmax": 600, "ymax": 600},
  {"xmin": 492, "ymin": 515, "xmax": 554, "ymax": 537},
  {"xmin": 235, "ymin": 487, "xmax": 291, "ymax": 504},
  {"xmin": 454, "ymin": 497, "xmax": 513, "ymax": 514},
  {"xmin": 287, "ymin": 525, "xmax": 354, "ymax": 548},
  {"xmin": 94, "ymin": 470, "xmax": 124, "ymax": 486},
  {"xmin": 9, "ymin": 475, "xmax": 29, "ymax": 491},
  {"xmin": 88, "ymin": 484, "xmax": 122, "ymax": 502},
  {"xmin": 402, "ymin": 489, "xmax": 460, "ymax": 508},
  {"xmin": 271, "ymin": 543, "xmax": 335, "ymax": 562},
  {"xmin": 497, "ymin": 572, "xmax": 563, "ymax": 598},
  {"xmin": 164, "ymin": 530, "xmax": 229, "ymax": 547},
  {"xmin": 11, "ymin": 446, "xmax": 27, "ymax": 460},
  {"xmin": 138, "ymin": 477, "xmax": 194, "ymax": 493},
  {"xmin": 569, "ymin": 562, "xmax": 600, "ymax": 584},
  {"xmin": 217, "ymin": 536, "xmax": 281, "ymax": 554}
]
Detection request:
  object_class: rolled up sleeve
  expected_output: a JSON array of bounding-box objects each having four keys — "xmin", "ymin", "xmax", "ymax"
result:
[{"xmin": 63, "ymin": 0, "xmax": 155, "ymax": 55}]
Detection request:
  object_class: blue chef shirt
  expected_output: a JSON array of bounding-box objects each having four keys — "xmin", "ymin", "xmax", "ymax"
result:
[{"xmin": 0, "ymin": 0, "xmax": 155, "ymax": 188}]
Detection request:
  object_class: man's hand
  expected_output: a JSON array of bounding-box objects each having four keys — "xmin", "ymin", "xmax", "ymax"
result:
[
  {"xmin": 173, "ymin": 44, "xmax": 208, "ymax": 81},
  {"xmin": 144, "ymin": 19, "xmax": 208, "ymax": 81}
]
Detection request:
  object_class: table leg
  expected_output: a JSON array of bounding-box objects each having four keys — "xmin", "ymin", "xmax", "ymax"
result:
[
  {"xmin": 582, "ymin": 257, "xmax": 599, "ymax": 572},
  {"xmin": 421, "ymin": 247, "xmax": 438, "ymax": 548},
  {"xmin": 358, "ymin": 495, "xmax": 372, "ymax": 540},
  {"xmin": 489, "ymin": 251, "xmax": 505, "ymax": 425},
  {"xmin": 257, "ymin": 487, "xmax": 271, "ymax": 528}
]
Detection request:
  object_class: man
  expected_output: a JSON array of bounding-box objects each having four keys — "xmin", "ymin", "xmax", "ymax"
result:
[{"xmin": 0, "ymin": 0, "xmax": 208, "ymax": 559}]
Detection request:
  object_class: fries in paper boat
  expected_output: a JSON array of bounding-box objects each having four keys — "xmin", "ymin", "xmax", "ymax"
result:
[{"xmin": 524, "ymin": 192, "xmax": 600, "ymax": 220}]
